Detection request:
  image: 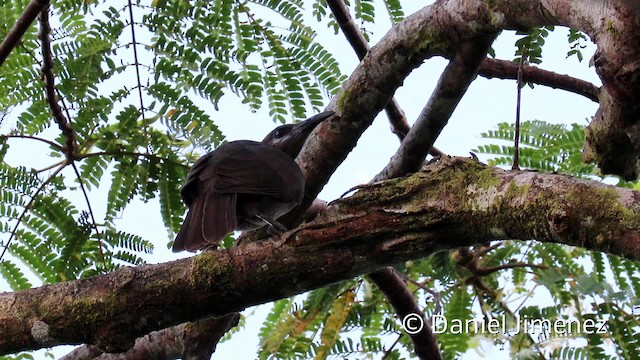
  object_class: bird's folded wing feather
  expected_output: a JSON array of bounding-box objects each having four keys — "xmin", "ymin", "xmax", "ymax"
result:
[{"xmin": 199, "ymin": 141, "xmax": 304, "ymax": 201}]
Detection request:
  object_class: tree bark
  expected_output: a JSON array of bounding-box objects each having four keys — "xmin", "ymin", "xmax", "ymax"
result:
[
  {"xmin": 294, "ymin": 0, "xmax": 640, "ymax": 224},
  {"xmin": 1, "ymin": 157, "xmax": 639, "ymax": 354}
]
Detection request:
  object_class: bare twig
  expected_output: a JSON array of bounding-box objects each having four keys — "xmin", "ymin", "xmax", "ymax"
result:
[
  {"xmin": 512, "ymin": 47, "xmax": 527, "ymax": 171},
  {"xmin": 70, "ymin": 162, "xmax": 106, "ymax": 267},
  {"xmin": 76, "ymin": 150, "xmax": 188, "ymax": 169},
  {"xmin": 126, "ymin": 0, "xmax": 149, "ymax": 152},
  {"xmin": 381, "ymin": 333, "xmax": 403, "ymax": 360},
  {"xmin": 39, "ymin": 7, "xmax": 76, "ymax": 159},
  {"xmin": 0, "ymin": 0, "xmax": 49, "ymax": 67},
  {"xmin": 36, "ymin": 159, "xmax": 65, "ymax": 173},
  {"xmin": 455, "ymin": 247, "xmax": 547, "ymax": 359},
  {"xmin": 398, "ymin": 273, "xmax": 443, "ymax": 315},
  {"xmin": 475, "ymin": 262, "xmax": 548, "ymax": 276},
  {"xmin": 0, "ymin": 134, "xmax": 63, "ymax": 151}
]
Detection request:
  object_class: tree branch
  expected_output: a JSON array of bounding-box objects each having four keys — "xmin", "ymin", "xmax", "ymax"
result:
[
  {"xmin": 295, "ymin": 0, "xmax": 640, "ymax": 222},
  {"xmin": 39, "ymin": 7, "xmax": 76, "ymax": 159},
  {"xmin": 0, "ymin": 0, "xmax": 49, "ymax": 66},
  {"xmin": 0, "ymin": 134, "xmax": 63, "ymax": 151},
  {"xmin": 367, "ymin": 270, "xmax": 442, "ymax": 359},
  {"xmin": 373, "ymin": 35, "xmax": 497, "ymax": 181},
  {"xmin": 59, "ymin": 314, "xmax": 239, "ymax": 360},
  {"xmin": 325, "ymin": 0, "xmax": 443, "ymax": 155},
  {"xmin": 478, "ymin": 58, "xmax": 600, "ymax": 103},
  {"xmin": 2, "ymin": 157, "xmax": 639, "ymax": 354},
  {"xmin": 326, "ymin": 1, "xmax": 444, "ymax": 357}
]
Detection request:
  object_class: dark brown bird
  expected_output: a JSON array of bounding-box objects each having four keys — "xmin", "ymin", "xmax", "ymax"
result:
[{"xmin": 172, "ymin": 111, "xmax": 334, "ymax": 252}]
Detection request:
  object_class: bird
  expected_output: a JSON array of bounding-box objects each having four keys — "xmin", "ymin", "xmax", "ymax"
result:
[{"xmin": 172, "ymin": 111, "xmax": 335, "ymax": 252}]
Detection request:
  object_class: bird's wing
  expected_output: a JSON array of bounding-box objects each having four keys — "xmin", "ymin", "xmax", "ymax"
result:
[{"xmin": 199, "ymin": 141, "xmax": 305, "ymax": 202}]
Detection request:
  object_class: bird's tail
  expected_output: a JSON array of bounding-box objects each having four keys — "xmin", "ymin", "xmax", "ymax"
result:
[{"xmin": 172, "ymin": 192, "xmax": 237, "ymax": 252}]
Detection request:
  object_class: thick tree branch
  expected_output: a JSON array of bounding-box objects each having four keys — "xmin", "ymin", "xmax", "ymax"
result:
[
  {"xmin": 325, "ymin": 0, "xmax": 442, "ymax": 156},
  {"xmin": 2, "ymin": 157, "xmax": 639, "ymax": 354},
  {"xmin": 373, "ymin": 35, "xmax": 496, "ymax": 181},
  {"xmin": 60, "ymin": 314, "xmax": 239, "ymax": 360},
  {"xmin": 326, "ymin": 1, "xmax": 443, "ymax": 357},
  {"xmin": 295, "ymin": 0, "xmax": 640, "ymax": 222}
]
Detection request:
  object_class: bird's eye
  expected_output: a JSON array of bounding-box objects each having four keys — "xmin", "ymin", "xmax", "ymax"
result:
[{"xmin": 273, "ymin": 127, "xmax": 290, "ymax": 139}]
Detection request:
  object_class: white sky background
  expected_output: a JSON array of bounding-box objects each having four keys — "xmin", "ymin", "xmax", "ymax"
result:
[{"xmin": 0, "ymin": 0, "xmax": 605, "ymax": 358}]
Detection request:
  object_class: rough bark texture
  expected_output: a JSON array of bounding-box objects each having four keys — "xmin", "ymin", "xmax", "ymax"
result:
[
  {"xmin": 59, "ymin": 315, "xmax": 239, "ymax": 360},
  {"xmin": 1, "ymin": 157, "xmax": 639, "ymax": 354},
  {"xmin": 580, "ymin": 1, "xmax": 640, "ymax": 179},
  {"xmin": 292, "ymin": 0, "xmax": 640, "ymax": 226}
]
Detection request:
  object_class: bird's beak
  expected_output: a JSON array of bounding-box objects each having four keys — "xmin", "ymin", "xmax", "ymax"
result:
[
  {"xmin": 291, "ymin": 111, "xmax": 335, "ymax": 138},
  {"xmin": 262, "ymin": 110, "xmax": 336, "ymax": 157}
]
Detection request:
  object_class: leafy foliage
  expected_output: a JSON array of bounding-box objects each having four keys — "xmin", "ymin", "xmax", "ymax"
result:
[
  {"xmin": 567, "ymin": 29, "xmax": 588, "ymax": 62},
  {"xmin": 1, "ymin": 0, "xmax": 351, "ymax": 290},
  {"xmin": 474, "ymin": 120, "xmax": 595, "ymax": 177},
  {"xmin": 515, "ymin": 26, "xmax": 554, "ymax": 65},
  {"xmin": 473, "ymin": 120, "xmax": 640, "ymax": 359}
]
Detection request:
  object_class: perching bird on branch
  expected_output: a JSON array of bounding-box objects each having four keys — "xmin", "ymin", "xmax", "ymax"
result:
[{"xmin": 172, "ymin": 111, "xmax": 335, "ymax": 252}]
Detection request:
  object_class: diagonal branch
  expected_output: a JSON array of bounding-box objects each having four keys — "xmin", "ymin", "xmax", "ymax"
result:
[
  {"xmin": 373, "ymin": 35, "xmax": 497, "ymax": 182},
  {"xmin": 0, "ymin": 161, "xmax": 66, "ymax": 262},
  {"xmin": 325, "ymin": 0, "xmax": 442, "ymax": 155},
  {"xmin": 325, "ymin": 2, "xmax": 444, "ymax": 358},
  {"xmin": 69, "ymin": 162, "xmax": 106, "ymax": 267},
  {"xmin": 38, "ymin": 7, "xmax": 76, "ymax": 159},
  {"xmin": 0, "ymin": 0, "xmax": 49, "ymax": 67}
]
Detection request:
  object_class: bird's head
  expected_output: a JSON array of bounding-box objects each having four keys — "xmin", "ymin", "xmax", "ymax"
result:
[{"xmin": 262, "ymin": 111, "xmax": 334, "ymax": 158}]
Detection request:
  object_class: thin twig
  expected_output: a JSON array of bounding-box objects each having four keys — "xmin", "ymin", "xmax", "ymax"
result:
[
  {"xmin": 70, "ymin": 162, "xmax": 106, "ymax": 266},
  {"xmin": 39, "ymin": 6, "xmax": 76, "ymax": 159},
  {"xmin": 1, "ymin": 134, "xmax": 63, "ymax": 150},
  {"xmin": 399, "ymin": 273, "xmax": 443, "ymax": 315},
  {"xmin": 475, "ymin": 262, "xmax": 548, "ymax": 276},
  {"xmin": 0, "ymin": 161, "xmax": 67, "ymax": 261},
  {"xmin": 512, "ymin": 47, "xmax": 526, "ymax": 171},
  {"xmin": 76, "ymin": 150, "xmax": 188, "ymax": 169},
  {"xmin": 37, "ymin": 159, "xmax": 66, "ymax": 173},
  {"xmin": 126, "ymin": 0, "xmax": 149, "ymax": 151},
  {"xmin": 381, "ymin": 333, "xmax": 403, "ymax": 360}
]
